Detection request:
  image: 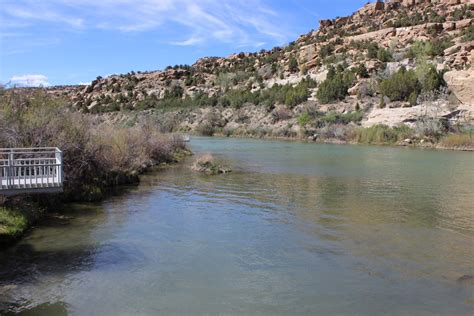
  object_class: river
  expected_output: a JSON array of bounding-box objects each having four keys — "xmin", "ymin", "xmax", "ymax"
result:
[{"xmin": 1, "ymin": 137, "xmax": 473, "ymax": 315}]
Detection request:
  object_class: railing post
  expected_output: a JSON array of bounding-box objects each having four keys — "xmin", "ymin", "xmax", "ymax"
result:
[
  {"xmin": 8, "ymin": 150, "xmax": 13, "ymax": 189},
  {"xmin": 55, "ymin": 148, "xmax": 63, "ymax": 186}
]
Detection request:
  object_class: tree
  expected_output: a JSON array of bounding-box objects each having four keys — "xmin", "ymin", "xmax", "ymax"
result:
[
  {"xmin": 317, "ymin": 70, "xmax": 350, "ymax": 104},
  {"xmin": 379, "ymin": 67, "xmax": 420, "ymax": 101},
  {"xmin": 288, "ymin": 55, "xmax": 298, "ymax": 73}
]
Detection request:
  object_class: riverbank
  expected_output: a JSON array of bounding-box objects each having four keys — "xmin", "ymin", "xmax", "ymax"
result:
[
  {"xmin": 95, "ymin": 104, "xmax": 474, "ymax": 152},
  {"xmin": 0, "ymin": 147, "xmax": 191, "ymax": 249},
  {"xmin": 0, "ymin": 89, "xmax": 191, "ymax": 248},
  {"xmin": 210, "ymin": 128, "xmax": 474, "ymax": 151}
]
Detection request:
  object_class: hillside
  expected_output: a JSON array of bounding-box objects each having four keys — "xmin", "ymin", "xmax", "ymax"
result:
[{"xmin": 54, "ymin": 0, "xmax": 473, "ymax": 145}]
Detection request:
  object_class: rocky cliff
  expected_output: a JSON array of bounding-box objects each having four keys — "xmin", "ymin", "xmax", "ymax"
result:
[{"xmin": 54, "ymin": 0, "xmax": 474, "ymax": 138}]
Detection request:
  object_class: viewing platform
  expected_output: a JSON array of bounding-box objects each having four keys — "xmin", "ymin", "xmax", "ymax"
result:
[{"xmin": 0, "ymin": 148, "xmax": 64, "ymax": 196}]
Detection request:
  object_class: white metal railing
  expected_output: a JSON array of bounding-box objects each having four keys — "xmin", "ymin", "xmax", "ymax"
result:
[{"xmin": 0, "ymin": 147, "xmax": 63, "ymax": 194}]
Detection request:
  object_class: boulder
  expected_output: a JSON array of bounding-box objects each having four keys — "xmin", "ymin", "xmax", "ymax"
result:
[{"xmin": 444, "ymin": 69, "xmax": 474, "ymax": 106}]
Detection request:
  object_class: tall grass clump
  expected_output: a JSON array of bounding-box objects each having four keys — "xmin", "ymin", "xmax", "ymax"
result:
[
  {"xmin": 353, "ymin": 125, "xmax": 413, "ymax": 144},
  {"xmin": 438, "ymin": 133, "xmax": 474, "ymax": 150}
]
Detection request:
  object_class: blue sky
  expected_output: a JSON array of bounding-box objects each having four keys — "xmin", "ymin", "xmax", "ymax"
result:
[{"xmin": 0, "ymin": 0, "xmax": 368, "ymax": 86}]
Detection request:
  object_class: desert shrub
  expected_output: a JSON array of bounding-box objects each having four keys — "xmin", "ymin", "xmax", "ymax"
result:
[
  {"xmin": 367, "ymin": 42, "xmax": 379, "ymax": 59},
  {"xmin": 272, "ymin": 106, "xmax": 292, "ymax": 122},
  {"xmin": 196, "ymin": 122, "xmax": 215, "ymax": 136},
  {"xmin": 298, "ymin": 112, "xmax": 311, "ymax": 127},
  {"xmin": 320, "ymin": 43, "xmax": 335, "ymax": 59},
  {"xmin": 258, "ymin": 77, "xmax": 315, "ymax": 109},
  {"xmin": 322, "ymin": 111, "xmax": 363, "ymax": 124},
  {"xmin": 452, "ymin": 5, "xmax": 473, "ymax": 21},
  {"xmin": 415, "ymin": 118, "xmax": 445, "ymax": 138},
  {"xmin": 461, "ymin": 25, "xmax": 474, "ymax": 42},
  {"xmin": 355, "ymin": 64, "xmax": 369, "ymax": 78},
  {"xmin": 438, "ymin": 133, "xmax": 474, "ymax": 149},
  {"xmin": 379, "ymin": 67, "xmax": 420, "ymax": 101},
  {"xmin": 0, "ymin": 90, "xmax": 184, "ymax": 201},
  {"xmin": 288, "ymin": 55, "xmax": 298, "ymax": 73},
  {"xmin": 316, "ymin": 66, "xmax": 353, "ymax": 104},
  {"xmin": 406, "ymin": 40, "xmax": 453, "ymax": 60},
  {"xmin": 377, "ymin": 48, "xmax": 393, "ymax": 62},
  {"xmin": 354, "ymin": 125, "xmax": 413, "ymax": 144},
  {"xmin": 408, "ymin": 91, "xmax": 418, "ymax": 107},
  {"xmin": 418, "ymin": 65, "xmax": 445, "ymax": 92}
]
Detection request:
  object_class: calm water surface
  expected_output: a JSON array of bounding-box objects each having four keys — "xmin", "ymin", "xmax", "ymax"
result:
[{"xmin": 1, "ymin": 137, "xmax": 473, "ymax": 315}]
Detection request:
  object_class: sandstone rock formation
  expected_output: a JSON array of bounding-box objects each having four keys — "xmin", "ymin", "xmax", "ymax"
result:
[{"xmin": 30, "ymin": 0, "xmax": 473, "ymax": 132}]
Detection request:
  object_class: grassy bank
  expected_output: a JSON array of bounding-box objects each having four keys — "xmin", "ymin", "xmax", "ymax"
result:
[
  {"xmin": 0, "ymin": 89, "xmax": 190, "ymax": 247},
  {"xmin": 211, "ymin": 123, "xmax": 474, "ymax": 150}
]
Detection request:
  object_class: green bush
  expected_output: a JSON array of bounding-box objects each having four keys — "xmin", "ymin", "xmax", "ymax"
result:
[
  {"xmin": 196, "ymin": 122, "xmax": 215, "ymax": 136},
  {"xmin": 322, "ymin": 111, "xmax": 363, "ymax": 124},
  {"xmin": 461, "ymin": 25, "xmax": 474, "ymax": 42},
  {"xmin": 354, "ymin": 125, "xmax": 413, "ymax": 144},
  {"xmin": 316, "ymin": 67, "xmax": 352, "ymax": 104},
  {"xmin": 259, "ymin": 77, "xmax": 315, "ymax": 109},
  {"xmin": 406, "ymin": 40, "xmax": 453, "ymax": 60},
  {"xmin": 288, "ymin": 55, "xmax": 298, "ymax": 73},
  {"xmin": 408, "ymin": 91, "xmax": 418, "ymax": 107},
  {"xmin": 320, "ymin": 43, "xmax": 335, "ymax": 59},
  {"xmin": 355, "ymin": 64, "xmax": 369, "ymax": 78},
  {"xmin": 419, "ymin": 66, "xmax": 445, "ymax": 92},
  {"xmin": 367, "ymin": 42, "xmax": 379, "ymax": 59},
  {"xmin": 298, "ymin": 112, "xmax": 311, "ymax": 127},
  {"xmin": 377, "ymin": 48, "xmax": 392, "ymax": 62},
  {"xmin": 379, "ymin": 67, "xmax": 420, "ymax": 102}
]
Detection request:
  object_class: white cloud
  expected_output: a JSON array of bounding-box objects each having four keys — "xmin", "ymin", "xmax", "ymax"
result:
[{"xmin": 9, "ymin": 74, "xmax": 50, "ymax": 87}]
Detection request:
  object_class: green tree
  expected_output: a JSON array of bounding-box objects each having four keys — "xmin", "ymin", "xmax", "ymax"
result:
[
  {"xmin": 317, "ymin": 69, "xmax": 351, "ymax": 104},
  {"xmin": 379, "ymin": 67, "xmax": 420, "ymax": 101},
  {"xmin": 288, "ymin": 55, "xmax": 298, "ymax": 73}
]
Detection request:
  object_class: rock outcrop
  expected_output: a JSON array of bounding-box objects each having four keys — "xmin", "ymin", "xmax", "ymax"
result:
[
  {"xmin": 33, "ymin": 0, "xmax": 473, "ymax": 130},
  {"xmin": 444, "ymin": 69, "xmax": 474, "ymax": 106}
]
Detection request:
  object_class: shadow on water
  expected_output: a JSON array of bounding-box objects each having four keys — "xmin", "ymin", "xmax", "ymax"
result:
[
  {"xmin": 3, "ymin": 301, "xmax": 68, "ymax": 316},
  {"xmin": 0, "ymin": 185, "xmax": 153, "ymax": 314}
]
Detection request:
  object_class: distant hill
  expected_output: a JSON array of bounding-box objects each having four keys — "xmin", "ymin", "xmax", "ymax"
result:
[{"xmin": 35, "ymin": 0, "xmax": 474, "ymax": 140}]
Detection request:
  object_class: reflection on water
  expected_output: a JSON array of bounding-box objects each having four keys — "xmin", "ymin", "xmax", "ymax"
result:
[{"xmin": 1, "ymin": 137, "xmax": 473, "ymax": 315}]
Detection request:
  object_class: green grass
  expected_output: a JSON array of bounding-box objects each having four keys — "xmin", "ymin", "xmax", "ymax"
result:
[
  {"xmin": 353, "ymin": 125, "xmax": 413, "ymax": 144},
  {"xmin": 0, "ymin": 206, "xmax": 28, "ymax": 238}
]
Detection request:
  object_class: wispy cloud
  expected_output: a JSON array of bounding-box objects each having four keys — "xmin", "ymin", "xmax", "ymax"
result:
[
  {"xmin": 170, "ymin": 35, "xmax": 205, "ymax": 46},
  {"xmin": 8, "ymin": 74, "xmax": 50, "ymax": 87},
  {"xmin": 0, "ymin": 0, "xmax": 292, "ymax": 47}
]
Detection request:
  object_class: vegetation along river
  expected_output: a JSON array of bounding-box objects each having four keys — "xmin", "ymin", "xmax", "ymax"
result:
[{"xmin": 1, "ymin": 137, "xmax": 473, "ymax": 315}]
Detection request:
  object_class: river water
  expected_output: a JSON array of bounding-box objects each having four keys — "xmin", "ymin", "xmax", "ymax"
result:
[{"xmin": 1, "ymin": 137, "xmax": 473, "ymax": 315}]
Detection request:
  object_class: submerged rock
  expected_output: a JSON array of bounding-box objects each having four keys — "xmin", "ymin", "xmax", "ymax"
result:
[
  {"xmin": 191, "ymin": 154, "xmax": 232, "ymax": 175},
  {"xmin": 457, "ymin": 275, "xmax": 474, "ymax": 285}
]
